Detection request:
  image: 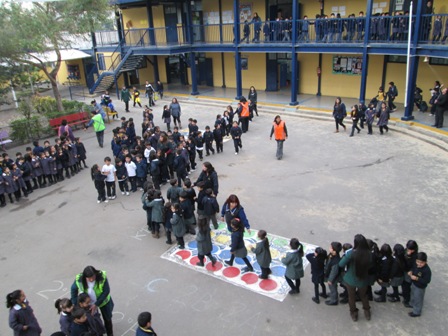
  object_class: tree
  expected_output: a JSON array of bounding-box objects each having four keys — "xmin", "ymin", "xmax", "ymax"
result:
[{"xmin": 0, "ymin": 0, "xmax": 112, "ymax": 112}]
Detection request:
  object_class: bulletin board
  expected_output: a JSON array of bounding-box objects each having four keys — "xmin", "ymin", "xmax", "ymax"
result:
[
  {"xmin": 373, "ymin": 2, "xmax": 389, "ymax": 14},
  {"xmin": 332, "ymin": 56, "xmax": 362, "ymax": 75}
]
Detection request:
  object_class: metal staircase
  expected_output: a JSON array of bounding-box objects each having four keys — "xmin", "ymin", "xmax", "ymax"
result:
[{"xmin": 88, "ymin": 48, "xmax": 146, "ymax": 94}]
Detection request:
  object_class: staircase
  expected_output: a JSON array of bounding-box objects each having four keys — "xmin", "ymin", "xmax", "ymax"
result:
[{"xmin": 88, "ymin": 48, "xmax": 146, "ymax": 94}]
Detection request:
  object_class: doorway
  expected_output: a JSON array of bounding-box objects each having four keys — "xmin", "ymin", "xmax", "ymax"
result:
[{"xmin": 164, "ymin": 5, "xmax": 179, "ymax": 44}]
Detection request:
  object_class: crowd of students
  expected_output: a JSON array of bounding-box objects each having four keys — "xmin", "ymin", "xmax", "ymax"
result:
[{"xmin": 0, "ymin": 137, "xmax": 87, "ymax": 207}]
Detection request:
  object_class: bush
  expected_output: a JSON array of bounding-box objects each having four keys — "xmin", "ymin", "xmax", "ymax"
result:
[
  {"xmin": 10, "ymin": 116, "xmax": 52, "ymax": 143},
  {"xmin": 32, "ymin": 96, "xmax": 90, "ymax": 119}
]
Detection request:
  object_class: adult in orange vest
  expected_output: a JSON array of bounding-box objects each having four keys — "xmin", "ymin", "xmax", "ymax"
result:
[
  {"xmin": 269, "ymin": 115, "xmax": 288, "ymax": 160},
  {"xmin": 238, "ymin": 98, "xmax": 250, "ymax": 133}
]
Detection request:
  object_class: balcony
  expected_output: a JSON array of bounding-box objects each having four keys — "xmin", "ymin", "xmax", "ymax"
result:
[{"xmin": 92, "ymin": 14, "xmax": 448, "ymax": 56}]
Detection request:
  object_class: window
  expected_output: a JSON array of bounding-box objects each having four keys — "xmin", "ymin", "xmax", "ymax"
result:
[
  {"xmin": 97, "ymin": 53, "xmax": 106, "ymax": 71},
  {"xmin": 429, "ymin": 57, "xmax": 448, "ymax": 66},
  {"xmin": 387, "ymin": 55, "xmax": 406, "ymax": 63}
]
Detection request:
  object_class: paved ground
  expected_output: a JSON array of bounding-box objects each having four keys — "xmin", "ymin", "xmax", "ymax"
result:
[{"xmin": 1, "ymin": 95, "xmax": 448, "ymax": 336}]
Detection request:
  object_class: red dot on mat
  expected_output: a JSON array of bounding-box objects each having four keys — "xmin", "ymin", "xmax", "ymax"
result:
[
  {"xmin": 190, "ymin": 256, "xmax": 200, "ymax": 265},
  {"xmin": 206, "ymin": 262, "xmax": 223, "ymax": 272},
  {"xmin": 241, "ymin": 273, "xmax": 258, "ymax": 285},
  {"xmin": 259, "ymin": 279, "xmax": 278, "ymax": 291},
  {"xmin": 176, "ymin": 250, "xmax": 191, "ymax": 260},
  {"xmin": 222, "ymin": 266, "xmax": 240, "ymax": 278}
]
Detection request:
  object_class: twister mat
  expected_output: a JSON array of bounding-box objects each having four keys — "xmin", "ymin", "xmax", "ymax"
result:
[{"xmin": 161, "ymin": 222, "xmax": 318, "ymax": 301}]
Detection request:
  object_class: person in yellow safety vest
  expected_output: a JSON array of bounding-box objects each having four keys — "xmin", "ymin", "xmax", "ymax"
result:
[
  {"xmin": 238, "ymin": 97, "xmax": 251, "ymax": 133},
  {"xmin": 70, "ymin": 265, "xmax": 114, "ymax": 336},
  {"xmin": 269, "ymin": 115, "xmax": 288, "ymax": 160},
  {"xmin": 84, "ymin": 111, "xmax": 106, "ymax": 148}
]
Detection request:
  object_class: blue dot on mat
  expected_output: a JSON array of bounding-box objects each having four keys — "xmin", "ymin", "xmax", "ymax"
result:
[
  {"xmin": 253, "ymin": 262, "xmax": 261, "ymax": 272},
  {"xmin": 188, "ymin": 241, "xmax": 198, "ymax": 249},
  {"xmin": 271, "ymin": 265, "xmax": 286, "ymax": 277},
  {"xmin": 219, "ymin": 250, "xmax": 231, "ymax": 260},
  {"xmin": 211, "ymin": 245, "xmax": 219, "ymax": 254},
  {"xmin": 235, "ymin": 255, "xmax": 253, "ymax": 265}
]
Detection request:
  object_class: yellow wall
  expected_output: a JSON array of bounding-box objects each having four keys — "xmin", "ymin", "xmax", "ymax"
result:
[
  {"xmin": 298, "ymin": 53, "xmax": 319, "ymax": 94},
  {"xmin": 205, "ymin": 53, "xmax": 223, "ymax": 87},
  {"xmin": 319, "ymin": 54, "xmax": 361, "ymax": 98},
  {"xmin": 366, "ymin": 55, "xmax": 385, "ymax": 100},
  {"xmin": 415, "ymin": 58, "xmax": 448, "ymax": 103},
  {"xmin": 57, "ymin": 59, "xmax": 86, "ymax": 85},
  {"xmin": 121, "ymin": 7, "xmax": 148, "ymax": 29}
]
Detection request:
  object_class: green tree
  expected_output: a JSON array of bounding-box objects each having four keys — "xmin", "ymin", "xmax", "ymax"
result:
[{"xmin": 0, "ymin": 0, "xmax": 112, "ymax": 112}]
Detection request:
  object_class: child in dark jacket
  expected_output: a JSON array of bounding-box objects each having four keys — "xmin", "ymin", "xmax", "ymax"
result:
[
  {"xmin": 250, "ymin": 229, "xmax": 272, "ymax": 279},
  {"xmin": 135, "ymin": 154, "xmax": 147, "ymax": 190},
  {"xmin": 408, "ymin": 252, "xmax": 431, "ymax": 317},
  {"xmin": 115, "ymin": 158, "xmax": 130, "ymax": 195},
  {"xmin": 388, "ymin": 243, "xmax": 406, "ymax": 302},
  {"xmin": 75, "ymin": 137, "xmax": 88, "ymax": 169},
  {"xmin": 225, "ymin": 219, "xmax": 254, "ymax": 273},
  {"xmin": 179, "ymin": 190, "xmax": 196, "ymax": 235},
  {"xmin": 194, "ymin": 131, "xmax": 204, "ymax": 161},
  {"xmin": 173, "ymin": 149, "xmax": 187, "ymax": 187},
  {"xmin": 306, "ymin": 247, "xmax": 328, "ymax": 304},
  {"xmin": 201, "ymin": 188, "xmax": 219, "ymax": 229},
  {"xmin": 325, "ymin": 242, "xmax": 342, "ymax": 305},
  {"xmin": 55, "ymin": 298, "xmax": 74, "ymax": 336},
  {"xmin": 91, "ymin": 164, "xmax": 107, "ymax": 203},
  {"xmin": 230, "ymin": 121, "xmax": 243, "ymax": 155},
  {"xmin": 163, "ymin": 201, "xmax": 173, "ymax": 245},
  {"xmin": 77, "ymin": 293, "xmax": 106, "ymax": 335},
  {"xmin": 203, "ymin": 126, "xmax": 215, "ymax": 156},
  {"xmin": 374, "ymin": 243, "xmax": 394, "ymax": 302},
  {"xmin": 213, "ymin": 123, "xmax": 224, "ymax": 153},
  {"xmin": 136, "ymin": 311, "xmax": 157, "ymax": 336}
]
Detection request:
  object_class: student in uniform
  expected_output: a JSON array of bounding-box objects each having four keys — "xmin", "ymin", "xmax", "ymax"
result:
[
  {"xmin": 195, "ymin": 216, "xmax": 217, "ymax": 267},
  {"xmin": 136, "ymin": 311, "xmax": 157, "ymax": 336},
  {"xmin": 408, "ymin": 252, "xmax": 432, "ymax": 317},
  {"xmin": 230, "ymin": 121, "xmax": 243, "ymax": 155},
  {"xmin": 325, "ymin": 242, "xmax": 342, "ymax": 305},
  {"xmin": 250, "ymin": 230, "xmax": 272, "ymax": 279},
  {"xmin": 7, "ymin": 289, "xmax": 42, "ymax": 336},
  {"xmin": 224, "ymin": 219, "xmax": 254, "ymax": 273},
  {"xmin": 282, "ymin": 238, "xmax": 305, "ymax": 295},
  {"xmin": 306, "ymin": 247, "xmax": 327, "ymax": 304}
]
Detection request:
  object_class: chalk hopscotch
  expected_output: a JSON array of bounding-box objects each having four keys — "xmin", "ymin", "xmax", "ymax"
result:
[{"xmin": 161, "ymin": 222, "xmax": 317, "ymax": 301}]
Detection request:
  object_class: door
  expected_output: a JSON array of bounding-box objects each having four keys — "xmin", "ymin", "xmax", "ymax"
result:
[
  {"xmin": 128, "ymin": 70, "xmax": 139, "ymax": 85},
  {"xmin": 164, "ymin": 5, "xmax": 179, "ymax": 44},
  {"xmin": 266, "ymin": 56, "xmax": 278, "ymax": 91},
  {"xmin": 279, "ymin": 63, "xmax": 288, "ymax": 88},
  {"xmin": 205, "ymin": 58, "xmax": 213, "ymax": 86}
]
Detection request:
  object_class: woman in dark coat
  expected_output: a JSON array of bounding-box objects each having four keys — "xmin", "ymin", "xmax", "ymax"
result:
[
  {"xmin": 169, "ymin": 98, "xmax": 182, "ymax": 128},
  {"xmin": 248, "ymin": 86, "xmax": 258, "ymax": 117},
  {"xmin": 196, "ymin": 217, "xmax": 217, "ymax": 266},
  {"xmin": 193, "ymin": 161, "xmax": 219, "ymax": 195},
  {"xmin": 332, "ymin": 97, "xmax": 347, "ymax": 132},
  {"xmin": 220, "ymin": 194, "xmax": 250, "ymax": 232},
  {"xmin": 339, "ymin": 234, "xmax": 371, "ymax": 322},
  {"xmin": 162, "ymin": 105, "xmax": 171, "ymax": 132},
  {"xmin": 377, "ymin": 101, "xmax": 390, "ymax": 134}
]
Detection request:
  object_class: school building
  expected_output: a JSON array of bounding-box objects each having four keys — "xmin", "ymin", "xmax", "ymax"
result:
[{"xmin": 78, "ymin": 0, "xmax": 448, "ymax": 120}]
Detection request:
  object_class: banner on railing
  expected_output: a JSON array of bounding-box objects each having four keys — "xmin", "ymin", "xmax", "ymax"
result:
[{"xmin": 332, "ymin": 55, "xmax": 362, "ymax": 75}]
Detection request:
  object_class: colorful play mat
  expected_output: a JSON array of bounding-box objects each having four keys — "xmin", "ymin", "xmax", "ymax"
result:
[{"xmin": 161, "ymin": 222, "xmax": 317, "ymax": 301}]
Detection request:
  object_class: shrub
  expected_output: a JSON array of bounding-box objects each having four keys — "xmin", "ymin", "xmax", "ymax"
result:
[{"xmin": 10, "ymin": 116, "xmax": 51, "ymax": 143}]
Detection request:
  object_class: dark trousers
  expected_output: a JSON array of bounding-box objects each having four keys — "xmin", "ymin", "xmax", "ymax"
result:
[
  {"xmin": 118, "ymin": 180, "xmax": 129, "ymax": 193},
  {"xmin": 402, "ymin": 279, "xmax": 411, "ymax": 304},
  {"xmin": 152, "ymin": 175, "xmax": 161, "ymax": 190},
  {"xmin": 228, "ymin": 254, "xmax": 252, "ymax": 269},
  {"xmin": 151, "ymin": 221, "xmax": 161, "ymax": 233},
  {"xmin": 99, "ymin": 300, "xmax": 114, "ymax": 336},
  {"xmin": 216, "ymin": 141, "xmax": 223, "ymax": 153},
  {"xmin": 205, "ymin": 142, "xmax": 215, "ymax": 155},
  {"xmin": 335, "ymin": 118, "xmax": 345, "ymax": 130},
  {"xmin": 137, "ymin": 176, "xmax": 146, "ymax": 188},
  {"xmin": 388, "ymin": 97, "xmax": 396, "ymax": 110},
  {"xmin": 379, "ymin": 125, "xmax": 389, "ymax": 134},
  {"xmin": 106, "ymin": 181, "xmax": 116, "ymax": 197},
  {"xmin": 260, "ymin": 266, "xmax": 271, "ymax": 279},
  {"xmin": 367, "ymin": 123, "xmax": 373, "ymax": 134},
  {"xmin": 189, "ymin": 155, "xmax": 196, "ymax": 170},
  {"xmin": 176, "ymin": 235, "xmax": 185, "ymax": 248},
  {"xmin": 124, "ymin": 101, "xmax": 129, "ymax": 112},
  {"xmin": 285, "ymin": 276, "xmax": 301, "ymax": 292},
  {"xmin": 435, "ymin": 109, "xmax": 444, "ymax": 128},
  {"xmin": 314, "ymin": 281, "xmax": 327, "ymax": 299},
  {"xmin": 96, "ymin": 130, "xmax": 104, "ymax": 148},
  {"xmin": 350, "ymin": 120, "xmax": 361, "ymax": 135},
  {"xmin": 198, "ymin": 253, "xmax": 215, "ymax": 263},
  {"xmin": 233, "ymin": 138, "xmax": 242, "ymax": 153},
  {"xmin": 128, "ymin": 176, "xmax": 137, "ymax": 192},
  {"xmin": 97, "ymin": 186, "xmax": 106, "ymax": 201},
  {"xmin": 176, "ymin": 170, "xmax": 187, "ymax": 187},
  {"xmin": 241, "ymin": 117, "xmax": 249, "ymax": 132},
  {"xmin": 346, "ymin": 284, "xmax": 370, "ymax": 313},
  {"xmin": 196, "ymin": 149, "xmax": 203, "ymax": 160}
]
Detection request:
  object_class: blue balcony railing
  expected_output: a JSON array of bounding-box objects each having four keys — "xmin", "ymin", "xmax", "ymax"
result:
[{"xmin": 92, "ymin": 13, "xmax": 448, "ymax": 49}]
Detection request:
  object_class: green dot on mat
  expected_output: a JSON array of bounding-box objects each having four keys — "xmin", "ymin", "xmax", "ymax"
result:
[
  {"xmin": 244, "ymin": 230, "xmax": 256, "ymax": 238},
  {"xmin": 272, "ymin": 237, "xmax": 289, "ymax": 247}
]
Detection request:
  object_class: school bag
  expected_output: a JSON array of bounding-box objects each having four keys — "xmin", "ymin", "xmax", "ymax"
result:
[{"xmin": 420, "ymin": 101, "xmax": 428, "ymax": 112}]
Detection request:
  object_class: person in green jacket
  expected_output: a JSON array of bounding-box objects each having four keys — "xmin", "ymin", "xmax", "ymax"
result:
[
  {"xmin": 120, "ymin": 86, "xmax": 131, "ymax": 112},
  {"xmin": 282, "ymin": 238, "xmax": 304, "ymax": 295},
  {"xmin": 339, "ymin": 234, "xmax": 371, "ymax": 322},
  {"xmin": 84, "ymin": 111, "xmax": 106, "ymax": 148},
  {"xmin": 70, "ymin": 266, "xmax": 114, "ymax": 336}
]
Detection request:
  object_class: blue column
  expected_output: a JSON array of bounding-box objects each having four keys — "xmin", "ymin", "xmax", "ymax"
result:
[
  {"xmin": 290, "ymin": 0, "xmax": 298, "ymax": 105},
  {"xmin": 153, "ymin": 56, "xmax": 159, "ymax": 82},
  {"xmin": 402, "ymin": 0, "xmax": 423, "ymax": 121},
  {"xmin": 146, "ymin": 0, "xmax": 155, "ymax": 45},
  {"xmin": 233, "ymin": 0, "xmax": 240, "ymax": 44},
  {"xmin": 235, "ymin": 52, "xmax": 242, "ymax": 99},
  {"xmin": 359, "ymin": 0, "xmax": 373, "ymax": 103},
  {"xmin": 185, "ymin": 1, "xmax": 194, "ymax": 44},
  {"xmin": 218, "ymin": 0, "xmax": 223, "ymax": 43},
  {"xmin": 190, "ymin": 53, "xmax": 199, "ymax": 95}
]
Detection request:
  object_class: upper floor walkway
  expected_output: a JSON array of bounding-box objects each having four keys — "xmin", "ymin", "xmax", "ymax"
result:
[{"xmin": 94, "ymin": 14, "xmax": 448, "ymax": 57}]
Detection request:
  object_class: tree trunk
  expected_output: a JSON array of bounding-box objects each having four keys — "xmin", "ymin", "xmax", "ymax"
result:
[{"xmin": 49, "ymin": 76, "xmax": 64, "ymax": 112}]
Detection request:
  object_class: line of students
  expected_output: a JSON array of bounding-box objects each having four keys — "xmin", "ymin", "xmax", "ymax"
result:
[
  {"xmin": 0, "ymin": 137, "xmax": 87, "ymax": 207},
  {"xmin": 305, "ymin": 236, "xmax": 431, "ymax": 321}
]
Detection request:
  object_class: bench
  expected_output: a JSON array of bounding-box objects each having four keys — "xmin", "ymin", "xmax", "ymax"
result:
[
  {"xmin": 49, "ymin": 112, "xmax": 90, "ymax": 133},
  {"xmin": 104, "ymin": 107, "xmax": 118, "ymax": 123},
  {"xmin": 0, "ymin": 129, "xmax": 13, "ymax": 151}
]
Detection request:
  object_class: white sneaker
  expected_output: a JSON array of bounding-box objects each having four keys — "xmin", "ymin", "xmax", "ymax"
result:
[
  {"xmin": 126, "ymin": 192, "xmax": 130, "ymax": 196},
  {"xmin": 111, "ymin": 195, "xmax": 116, "ymax": 200},
  {"xmin": 235, "ymin": 152, "xmax": 238, "ymax": 155},
  {"xmin": 121, "ymin": 192, "xmax": 125, "ymax": 195},
  {"xmin": 108, "ymin": 196, "xmax": 112, "ymax": 200},
  {"xmin": 104, "ymin": 199, "xmax": 109, "ymax": 203},
  {"xmin": 97, "ymin": 200, "xmax": 101, "ymax": 204}
]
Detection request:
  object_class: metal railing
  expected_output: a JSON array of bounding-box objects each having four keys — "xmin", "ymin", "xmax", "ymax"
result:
[{"xmin": 92, "ymin": 13, "xmax": 448, "ymax": 48}]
